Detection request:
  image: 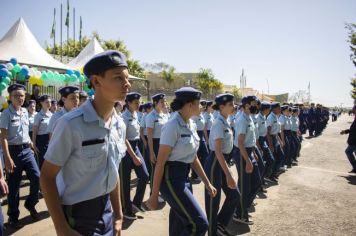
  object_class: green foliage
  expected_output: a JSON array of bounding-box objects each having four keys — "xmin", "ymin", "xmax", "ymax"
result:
[
  {"xmin": 160, "ymin": 66, "xmax": 181, "ymax": 88},
  {"xmin": 193, "ymin": 68, "xmax": 223, "ymax": 98},
  {"xmin": 346, "ymin": 23, "xmax": 356, "ymax": 103},
  {"xmin": 230, "ymin": 86, "xmax": 242, "ymax": 100}
]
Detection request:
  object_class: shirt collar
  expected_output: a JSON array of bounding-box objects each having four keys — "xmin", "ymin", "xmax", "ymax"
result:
[
  {"xmin": 217, "ymin": 113, "xmax": 229, "ymax": 126},
  {"xmin": 82, "ymin": 100, "xmax": 115, "ymax": 129}
]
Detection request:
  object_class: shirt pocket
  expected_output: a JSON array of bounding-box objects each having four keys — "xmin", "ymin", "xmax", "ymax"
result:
[{"xmin": 81, "ymin": 143, "xmax": 107, "ymax": 169}]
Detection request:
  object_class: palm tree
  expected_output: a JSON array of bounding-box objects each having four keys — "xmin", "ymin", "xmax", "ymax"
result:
[{"xmin": 161, "ymin": 66, "xmax": 178, "ymax": 90}]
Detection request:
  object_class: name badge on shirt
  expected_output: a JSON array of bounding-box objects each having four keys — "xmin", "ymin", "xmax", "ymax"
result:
[
  {"xmin": 181, "ymin": 134, "xmax": 191, "ymax": 138},
  {"xmin": 224, "ymin": 129, "xmax": 230, "ymax": 133},
  {"xmin": 82, "ymin": 139, "xmax": 105, "ymax": 146},
  {"xmin": 154, "ymin": 120, "xmax": 159, "ymax": 123}
]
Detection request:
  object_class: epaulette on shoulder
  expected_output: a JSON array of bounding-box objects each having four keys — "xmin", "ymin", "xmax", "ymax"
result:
[{"xmin": 62, "ymin": 108, "xmax": 83, "ymax": 121}]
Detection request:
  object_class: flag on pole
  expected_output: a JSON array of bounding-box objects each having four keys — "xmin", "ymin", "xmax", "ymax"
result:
[
  {"xmin": 65, "ymin": 0, "xmax": 70, "ymax": 27},
  {"xmin": 50, "ymin": 8, "xmax": 56, "ymax": 38},
  {"xmin": 308, "ymin": 81, "xmax": 310, "ymax": 90}
]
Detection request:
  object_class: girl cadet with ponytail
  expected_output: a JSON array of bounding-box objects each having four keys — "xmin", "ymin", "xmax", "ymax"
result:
[{"xmin": 146, "ymin": 87, "xmax": 217, "ymax": 236}]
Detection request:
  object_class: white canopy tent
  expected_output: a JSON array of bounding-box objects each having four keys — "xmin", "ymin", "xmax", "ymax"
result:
[
  {"xmin": 0, "ymin": 18, "xmax": 68, "ymax": 70},
  {"xmin": 67, "ymin": 38, "xmax": 104, "ymax": 69}
]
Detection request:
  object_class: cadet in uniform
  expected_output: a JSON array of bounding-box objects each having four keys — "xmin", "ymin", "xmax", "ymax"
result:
[
  {"xmin": 191, "ymin": 100, "xmax": 209, "ymax": 181},
  {"xmin": 267, "ymin": 102, "xmax": 286, "ymax": 178},
  {"xmin": 203, "ymin": 101, "xmax": 214, "ymax": 145},
  {"xmin": 32, "ymin": 95, "xmax": 52, "ymax": 169},
  {"xmin": 291, "ymin": 107, "xmax": 301, "ymax": 162},
  {"xmin": 233, "ymin": 96, "xmax": 260, "ymax": 225},
  {"xmin": 145, "ymin": 93, "xmax": 169, "ymax": 190},
  {"xmin": 27, "ymin": 100, "xmax": 37, "ymax": 140},
  {"xmin": 40, "ymin": 50, "xmax": 130, "ymax": 235},
  {"xmin": 120, "ymin": 92, "xmax": 149, "ymax": 220},
  {"xmin": 0, "ymin": 84, "xmax": 40, "ymax": 228},
  {"xmin": 140, "ymin": 102, "xmax": 153, "ymax": 177},
  {"xmin": 50, "ymin": 100, "xmax": 58, "ymax": 113},
  {"xmin": 79, "ymin": 90, "xmax": 89, "ymax": 107},
  {"xmin": 47, "ymin": 86, "xmax": 80, "ymax": 138},
  {"xmin": 279, "ymin": 105, "xmax": 294, "ymax": 167},
  {"xmin": 146, "ymin": 87, "xmax": 216, "ymax": 236},
  {"xmin": 204, "ymin": 93, "xmax": 239, "ymax": 236}
]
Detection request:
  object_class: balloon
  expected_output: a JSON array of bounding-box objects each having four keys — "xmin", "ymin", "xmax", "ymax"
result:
[
  {"xmin": 0, "ymin": 68, "xmax": 9, "ymax": 77},
  {"xmin": 16, "ymin": 73, "xmax": 26, "ymax": 82},
  {"xmin": 2, "ymin": 76, "xmax": 11, "ymax": 85},
  {"xmin": 80, "ymin": 67, "xmax": 84, "ymax": 74},
  {"xmin": 47, "ymin": 71, "xmax": 55, "ymax": 79},
  {"xmin": 35, "ymin": 71, "xmax": 42, "ymax": 78},
  {"xmin": 20, "ymin": 67, "xmax": 29, "ymax": 77},
  {"xmin": 74, "ymin": 70, "xmax": 81, "ymax": 78},
  {"xmin": 6, "ymin": 63, "xmax": 13, "ymax": 71},
  {"xmin": 64, "ymin": 74, "xmax": 70, "ymax": 83},
  {"xmin": 10, "ymin": 58, "xmax": 17, "ymax": 65},
  {"xmin": 0, "ymin": 82, "xmax": 7, "ymax": 91},
  {"xmin": 12, "ymin": 64, "xmax": 21, "ymax": 73},
  {"xmin": 41, "ymin": 72, "xmax": 48, "ymax": 80},
  {"xmin": 66, "ymin": 69, "xmax": 74, "ymax": 75},
  {"xmin": 29, "ymin": 68, "xmax": 36, "ymax": 77},
  {"xmin": 0, "ymin": 64, "xmax": 5, "ymax": 69}
]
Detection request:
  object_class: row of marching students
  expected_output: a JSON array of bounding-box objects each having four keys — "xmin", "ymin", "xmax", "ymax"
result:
[{"xmin": 128, "ymin": 88, "xmax": 304, "ymax": 235}]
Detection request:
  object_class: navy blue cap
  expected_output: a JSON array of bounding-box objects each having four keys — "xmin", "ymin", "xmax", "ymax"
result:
[
  {"xmin": 126, "ymin": 92, "xmax": 141, "ymax": 102},
  {"xmin": 281, "ymin": 105, "xmax": 289, "ymax": 111},
  {"xmin": 291, "ymin": 107, "xmax": 299, "ymax": 113},
  {"xmin": 39, "ymin": 95, "xmax": 51, "ymax": 102},
  {"xmin": 59, "ymin": 86, "xmax": 79, "ymax": 97},
  {"xmin": 7, "ymin": 83, "xmax": 25, "ymax": 94},
  {"xmin": 260, "ymin": 102, "xmax": 271, "ymax": 110},
  {"xmin": 28, "ymin": 99, "xmax": 36, "ymax": 105},
  {"xmin": 51, "ymin": 100, "xmax": 57, "ymax": 105},
  {"xmin": 79, "ymin": 90, "xmax": 88, "ymax": 98},
  {"xmin": 152, "ymin": 93, "xmax": 165, "ymax": 102},
  {"xmin": 175, "ymin": 87, "xmax": 201, "ymax": 101},
  {"xmin": 206, "ymin": 101, "xmax": 213, "ymax": 106},
  {"xmin": 215, "ymin": 93, "xmax": 234, "ymax": 105},
  {"xmin": 256, "ymin": 99, "xmax": 261, "ymax": 106},
  {"xmin": 144, "ymin": 102, "xmax": 153, "ymax": 109},
  {"xmin": 200, "ymin": 100, "xmax": 207, "ymax": 106},
  {"xmin": 83, "ymin": 50, "xmax": 128, "ymax": 78},
  {"xmin": 241, "ymin": 96, "xmax": 257, "ymax": 105},
  {"xmin": 271, "ymin": 102, "xmax": 281, "ymax": 109}
]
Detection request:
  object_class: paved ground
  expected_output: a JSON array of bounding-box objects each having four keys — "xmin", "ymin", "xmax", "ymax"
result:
[{"xmin": 2, "ymin": 114, "xmax": 356, "ymax": 235}]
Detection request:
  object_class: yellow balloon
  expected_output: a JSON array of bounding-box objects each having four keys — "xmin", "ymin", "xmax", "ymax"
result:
[
  {"xmin": 2, "ymin": 102, "xmax": 8, "ymax": 109},
  {"xmin": 80, "ymin": 67, "xmax": 84, "ymax": 74}
]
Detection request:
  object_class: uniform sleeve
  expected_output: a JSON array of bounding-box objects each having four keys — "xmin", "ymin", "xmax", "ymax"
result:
[
  {"xmin": 160, "ymin": 122, "xmax": 178, "ymax": 147},
  {"xmin": 145, "ymin": 113, "xmax": 155, "ymax": 129},
  {"xmin": 279, "ymin": 116, "xmax": 286, "ymax": 126},
  {"xmin": 212, "ymin": 121, "xmax": 225, "ymax": 140},
  {"xmin": 0, "ymin": 111, "xmax": 10, "ymax": 130},
  {"xmin": 46, "ymin": 115, "xmax": 56, "ymax": 133},
  {"xmin": 236, "ymin": 119, "xmax": 248, "ymax": 135},
  {"xmin": 44, "ymin": 118, "xmax": 76, "ymax": 167},
  {"xmin": 266, "ymin": 115, "xmax": 273, "ymax": 127},
  {"xmin": 33, "ymin": 113, "xmax": 41, "ymax": 126},
  {"xmin": 140, "ymin": 115, "xmax": 146, "ymax": 128},
  {"xmin": 122, "ymin": 114, "xmax": 129, "ymax": 127}
]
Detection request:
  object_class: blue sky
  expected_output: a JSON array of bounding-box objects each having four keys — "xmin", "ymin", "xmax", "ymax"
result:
[{"xmin": 1, "ymin": 0, "xmax": 355, "ymax": 107}]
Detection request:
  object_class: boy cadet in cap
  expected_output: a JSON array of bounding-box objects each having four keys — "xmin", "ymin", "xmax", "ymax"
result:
[
  {"xmin": 203, "ymin": 101, "xmax": 214, "ymax": 145},
  {"xmin": 139, "ymin": 102, "xmax": 153, "ymax": 177},
  {"xmin": 204, "ymin": 93, "xmax": 239, "ymax": 236},
  {"xmin": 47, "ymin": 86, "xmax": 80, "ymax": 138},
  {"xmin": 32, "ymin": 94, "xmax": 52, "ymax": 169},
  {"xmin": 291, "ymin": 107, "xmax": 302, "ymax": 161},
  {"xmin": 120, "ymin": 92, "xmax": 149, "ymax": 220},
  {"xmin": 50, "ymin": 100, "xmax": 58, "ymax": 113},
  {"xmin": 40, "ymin": 50, "xmax": 130, "ymax": 236},
  {"xmin": 79, "ymin": 90, "xmax": 88, "ymax": 107},
  {"xmin": 27, "ymin": 100, "xmax": 37, "ymax": 140},
  {"xmin": 232, "ymin": 96, "xmax": 260, "ymax": 225},
  {"xmin": 146, "ymin": 87, "xmax": 216, "ymax": 236},
  {"xmin": 0, "ymin": 84, "xmax": 40, "ymax": 228}
]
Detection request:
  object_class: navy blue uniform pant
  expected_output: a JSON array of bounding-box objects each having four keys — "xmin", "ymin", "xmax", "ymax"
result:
[
  {"xmin": 161, "ymin": 161, "xmax": 208, "ymax": 236},
  {"xmin": 259, "ymin": 136, "xmax": 275, "ymax": 178},
  {"xmin": 272, "ymin": 135, "xmax": 286, "ymax": 175},
  {"xmin": 36, "ymin": 134, "xmax": 49, "ymax": 169},
  {"xmin": 204, "ymin": 152, "xmax": 239, "ymax": 236},
  {"xmin": 7, "ymin": 146, "xmax": 39, "ymax": 221},
  {"xmin": 345, "ymin": 145, "xmax": 356, "ymax": 170},
  {"xmin": 119, "ymin": 140, "xmax": 149, "ymax": 214},
  {"xmin": 63, "ymin": 194, "xmax": 113, "ymax": 236},
  {"xmin": 191, "ymin": 131, "xmax": 209, "ymax": 179},
  {"xmin": 149, "ymin": 138, "xmax": 160, "ymax": 191},
  {"xmin": 233, "ymin": 147, "xmax": 262, "ymax": 219}
]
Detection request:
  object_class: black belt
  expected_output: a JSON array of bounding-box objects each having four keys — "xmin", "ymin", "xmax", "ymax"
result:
[{"xmin": 9, "ymin": 143, "xmax": 30, "ymax": 149}]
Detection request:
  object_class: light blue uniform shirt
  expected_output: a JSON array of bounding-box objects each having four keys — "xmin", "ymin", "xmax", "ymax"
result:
[
  {"xmin": 122, "ymin": 109, "xmax": 140, "ymax": 141},
  {"xmin": 213, "ymin": 110, "xmax": 219, "ymax": 119},
  {"xmin": 291, "ymin": 116, "xmax": 299, "ymax": 132},
  {"xmin": 140, "ymin": 113, "xmax": 148, "ymax": 136},
  {"xmin": 0, "ymin": 105, "xmax": 31, "ymax": 145},
  {"xmin": 203, "ymin": 112, "xmax": 214, "ymax": 131},
  {"xmin": 279, "ymin": 115, "xmax": 291, "ymax": 130},
  {"xmin": 234, "ymin": 112, "xmax": 256, "ymax": 148},
  {"xmin": 267, "ymin": 112, "xmax": 280, "ymax": 135},
  {"xmin": 137, "ymin": 111, "xmax": 143, "ymax": 124},
  {"xmin": 28, "ymin": 112, "xmax": 36, "ymax": 132},
  {"xmin": 192, "ymin": 113, "xmax": 205, "ymax": 131},
  {"xmin": 160, "ymin": 113, "xmax": 200, "ymax": 163},
  {"xmin": 145, "ymin": 109, "xmax": 169, "ymax": 139},
  {"xmin": 257, "ymin": 113, "xmax": 268, "ymax": 137},
  {"xmin": 44, "ymin": 100, "xmax": 127, "ymax": 205},
  {"xmin": 47, "ymin": 108, "xmax": 67, "ymax": 134},
  {"xmin": 209, "ymin": 114, "xmax": 233, "ymax": 154},
  {"xmin": 251, "ymin": 114, "xmax": 259, "ymax": 139},
  {"xmin": 34, "ymin": 110, "xmax": 52, "ymax": 135}
]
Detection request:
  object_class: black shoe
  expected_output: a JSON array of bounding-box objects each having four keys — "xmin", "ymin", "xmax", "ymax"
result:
[
  {"xmin": 25, "ymin": 206, "xmax": 39, "ymax": 221},
  {"xmin": 349, "ymin": 169, "xmax": 356, "ymax": 174},
  {"xmin": 124, "ymin": 212, "xmax": 137, "ymax": 220},
  {"xmin": 8, "ymin": 219, "xmax": 24, "ymax": 229},
  {"xmin": 260, "ymin": 187, "xmax": 267, "ymax": 193},
  {"xmin": 132, "ymin": 203, "xmax": 146, "ymax": 213},
  {"xmin": 233, "ymin": 214, "xmax": 254, "ymax": 225},
  {"xmin": 217, "ymin": 223, "xmax": 233, "ymax": 236}
]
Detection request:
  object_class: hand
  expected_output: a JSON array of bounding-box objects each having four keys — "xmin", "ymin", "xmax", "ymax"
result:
[
  {"xmin": 145, "ymin": 195, "xmax": 158, "ymax": 210},
  {"xmin": 113, "ymin": 218, "xmax": 123, "ymax": 236},
  {"xmin": 0, "ymin": 179, "xmax": 9, "ymax": 198},
  {"xmin": 132, "ymin": 155, "xmax": 143, "ymax": 166},
  {"xmin": 143, "ymin": 140, "xmax": 148, "ymax": 148},
  {"xmin": 340, "ymin": 130, "xmax": 345, "ymax": 135},
  {"xmin": 280, "ymin": 141, "xmax": 285, "ymax": 147},
  {"xmin": 205, "ymin": 183, "xmax": 217, "ymax": 197},
  {"xmin": 253, "ymin": 151, "xmax": 259, "ymax": 161},
  {"xmin": 32, "ymin": 144, "xmax": 39, "ymax": 156},
  {"xmin": 5, "ymin": 156, "xmax": 16, "ymax": 173},
  {"xmin": 226, "ymin": 173, "xmax": 237, "ymax": 189},
  {"xmin": 269, "ymin": 145, "xmax": 274, "ymax": 153},
  {"xmin": 150, "ymin": 152, "xmax": 156, "ymax": 164},
  {"xmin": 245, "ymin": 160, "xmax": 253, "ymax": 174}
]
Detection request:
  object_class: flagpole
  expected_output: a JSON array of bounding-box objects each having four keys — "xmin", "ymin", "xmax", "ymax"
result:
[
  {"xmin": 67, "ymin": 0, "xmax": 69, "ymax": 62},
  {"xmin": 53, "ymin": 8, "xmax": 56, "ymax": 54},
  {"xmin": 73, "ymin": 8, "xmax": 75, "ymax": 47},
  {"xmin": 60, "ymin": 4, "xmax": 63, "ymax": 62}
]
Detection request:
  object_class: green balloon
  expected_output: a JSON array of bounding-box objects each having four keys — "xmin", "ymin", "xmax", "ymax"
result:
[
  {"xmin": 0, "ymin": 82, "xmax": 6, "ymax": 91},
  {"xmin": 3, "ymin": 76, "xmax": 11, "ymax": 84},
  {"xmin": 12, "ymin": 64, "xmax": 21, "ymax": 73}
]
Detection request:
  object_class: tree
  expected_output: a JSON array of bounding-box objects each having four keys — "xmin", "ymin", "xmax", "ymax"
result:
[
  {"xmin": 193, "ymin": 68, "xmax": 223, "ymax": 98},
  {"xmin": 346, "ymin": 23, "xmax": 356, "ymax": 103},
  {"xmin": 160, "ymin": 66, "xmax": 181, "ymax": 89},
  {"xmin": 230, "ymin": 86, "xmax": 242, "ymax": 101}
]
